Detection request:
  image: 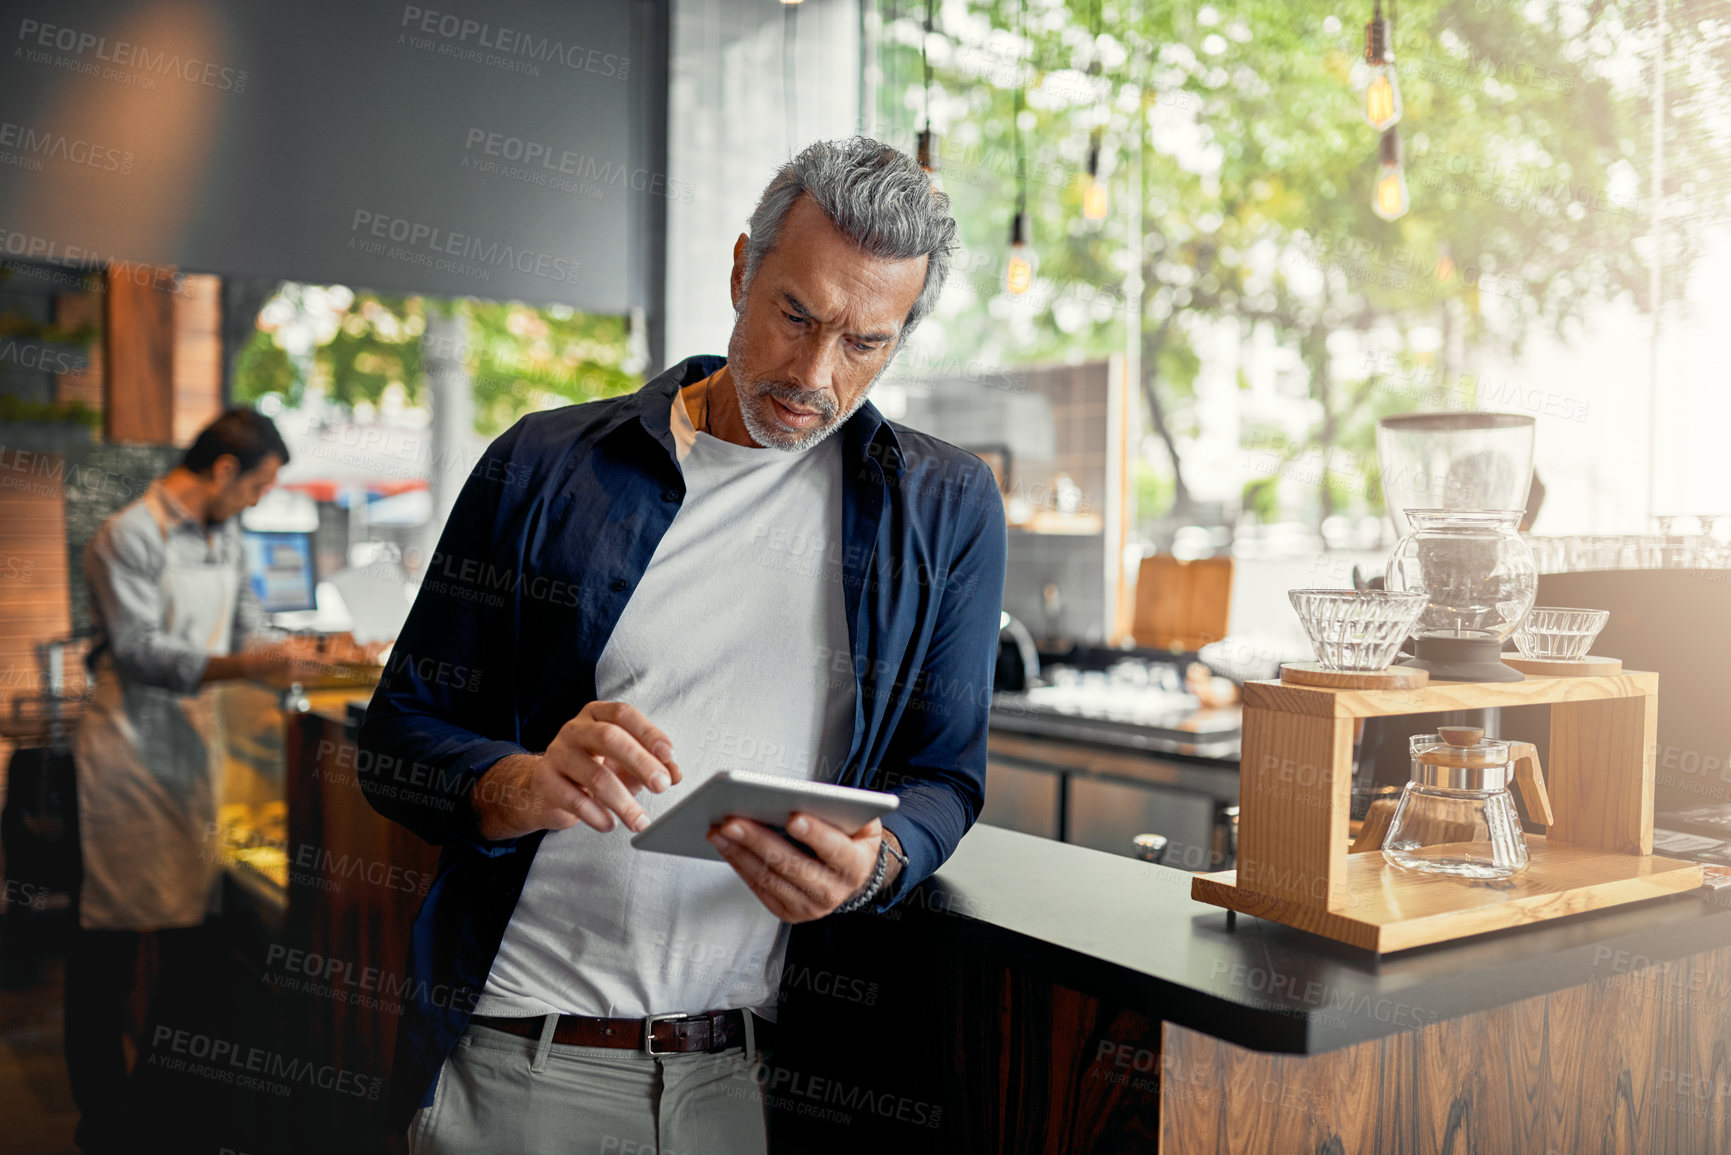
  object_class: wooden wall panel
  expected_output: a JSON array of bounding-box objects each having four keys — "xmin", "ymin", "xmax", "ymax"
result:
[
  {"xmin": 1161, "ymin": 941, "xmax": 1731, "ymax": 1154},
  {"xmin": 0, "ymin": 458, "xmax": 74, "ymax": 723},
  {"xmin": 103, "ymin": 265, "xmax": 175, "ymax": 444},
  {"xmin": 173, "ymin": 274, "xmax": 224, "ymax": 446},
  {"xmin": 98, "ymin": 265, "xmax": 223, "ymax": 447},
  {"xmin": 278, "ymin": 710, "xmax": 439, "ymax": 1151},
  {"xmin": 53, "ymin": 290, "xmax": 104, "ymax": 414},
  {"xmin": 954, "ymin": 963, "xmax": 1164, "ymax": 1154}
]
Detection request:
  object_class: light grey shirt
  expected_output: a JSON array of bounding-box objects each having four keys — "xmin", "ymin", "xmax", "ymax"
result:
[
  {"xmin": 473, "ymin": 393, "xmax": 856, "ymax": 1020},
  {"xmin": 84, "ymin": 480, "xmax": 273, "ymax": 693}
]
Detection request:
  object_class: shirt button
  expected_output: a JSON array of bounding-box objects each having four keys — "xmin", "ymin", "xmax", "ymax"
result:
[
  {"xmin": 662, "ymin": 488, "xmax": 680, "ymax": 502},
  {"xmin": 610, "ymin": 578, "xmax": 629, "ymax": 592}
]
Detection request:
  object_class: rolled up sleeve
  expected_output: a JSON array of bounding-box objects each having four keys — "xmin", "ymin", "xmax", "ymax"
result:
[
  {"xmin": 84, "ymin": 518, "xmax": 210, "ymax": 694},
  {"xmin": 872, "ymin": 466, "xmax": 1008, "ymax": 911}
]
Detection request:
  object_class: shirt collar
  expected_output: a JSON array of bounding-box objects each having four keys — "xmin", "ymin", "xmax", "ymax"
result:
[
  {"xmin": 147, "ymin": 479, "xmax": 202, "ymax": 530},
  {"xmin": 609, "ymin": 355, "xmax": 904, "ymax": 475}
]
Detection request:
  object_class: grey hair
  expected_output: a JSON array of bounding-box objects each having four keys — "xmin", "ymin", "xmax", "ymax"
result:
[{"xmin": 742, "ymin": 137, "xmax": 957, "ymax": 339}]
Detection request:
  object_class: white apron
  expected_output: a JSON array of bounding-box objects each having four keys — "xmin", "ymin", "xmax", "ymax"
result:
[{"xmin": 73, "ymin": 494, "xmax": 237, "ymax": 931}]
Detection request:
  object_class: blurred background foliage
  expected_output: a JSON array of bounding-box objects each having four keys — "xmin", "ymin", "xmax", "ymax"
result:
[
  {"xmin": 232, "ymin": 283, "xmax": 638, "ymax": 437},
  {"xmin": 876, "ymin": 0, "xmax": 1730, "ymax": 531}
]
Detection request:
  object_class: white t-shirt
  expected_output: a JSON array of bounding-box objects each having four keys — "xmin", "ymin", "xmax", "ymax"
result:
[{"xmin": 473, "ymin": 385, "xmax": 856, "ymax": 1020}]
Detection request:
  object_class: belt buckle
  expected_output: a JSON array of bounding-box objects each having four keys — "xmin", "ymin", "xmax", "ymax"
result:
[{"xmin": 643, "ymin": 1012, "xmax": 692, "ymax": 1055}]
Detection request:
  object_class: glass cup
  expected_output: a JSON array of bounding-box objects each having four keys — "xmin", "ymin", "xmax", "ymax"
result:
[
  {"xmin": 1288, "ymin": 589, "xmax": 1429, "ymax": 672},
  {"xmin": 1515, "ymin": 607, "xmax": 1609, "ymax": 660}
]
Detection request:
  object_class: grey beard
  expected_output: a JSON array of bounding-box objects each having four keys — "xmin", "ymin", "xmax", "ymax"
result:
[
  {"xmin": 737, "ymin": 380, "xmax": 867, "ymax": 452},
  {"xmin": 726, "ymin": 319, "xmax": 893, "ymax": 452}
]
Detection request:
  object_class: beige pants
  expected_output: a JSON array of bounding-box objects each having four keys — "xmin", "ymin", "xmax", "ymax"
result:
[{"xmin": 410, "ymin": 1019, "xmax": 769, "ymax": 1155}]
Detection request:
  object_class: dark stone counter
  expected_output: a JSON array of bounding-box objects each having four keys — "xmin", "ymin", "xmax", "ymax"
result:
[{"xmin": 918, "ymin": 823, "xmax": 1731, "ymax": 1053}]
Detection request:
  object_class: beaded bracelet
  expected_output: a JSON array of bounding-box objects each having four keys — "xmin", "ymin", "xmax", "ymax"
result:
[
  {"xmin": 834, "ymin": 837, "xmax": 892, "ymax": 915},
  {"xmin": 883, "ymin": 835, "xmax": 909, "ymax": 874}
]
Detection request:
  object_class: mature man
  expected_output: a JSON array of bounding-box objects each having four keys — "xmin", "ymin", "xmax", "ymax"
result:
[
  {"xmin": 69, "ymin": 408, "xmax": 323, "ymax": 1153},
  {"xmin": 358, "ymin": 137, "xmax": 1007, "ymax": 1153}
]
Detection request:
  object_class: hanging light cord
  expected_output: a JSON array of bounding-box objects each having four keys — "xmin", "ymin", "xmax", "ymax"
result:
[
  {"xmin": 784, "ymin": 2, "xmax": 797, "ymax": 157},
  {"xmin": 1015, "ymin": 0, "xmax": 1027, "ymax": 216},
  {"xmin": 1015, "ymin": 88, "xmax": 1027, "ymax": 213},
  {"xmin": 1385, "ymin": 0, "xmax": 1398, "ymax": 142},
  {"xmin": 922, "ymin": 0, "xmax": 934, "ymax": 134},
  {"xmin": 1089, "ymin": 0, "xmax": 1104, "ymax": 166}
]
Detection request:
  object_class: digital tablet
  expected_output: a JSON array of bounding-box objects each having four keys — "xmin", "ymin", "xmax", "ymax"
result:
[{"xmin": 629, "ymin": 770, "xmax": 899, "ymax": 862}]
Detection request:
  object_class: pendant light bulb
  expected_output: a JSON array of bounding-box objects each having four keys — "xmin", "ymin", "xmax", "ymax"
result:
[
  {"xmin": 1372, "ymin": 130, "xmax": 1410, "ymax": 222},
  {"xmin": 917, "ymin": 129, "xmax": 939, "ymax": 176},
  {"xmin": 1361, "ymin": 13, "xmax": 1402, "ymax": 130},
  {"xmin": 917, "ymin": 0, "xmax": 938, "ymax": 178},
  {"xmin": 1082, "ymin": 133, "xmax": 1108, "ymax": 222},
  {"xmin": 1004, "ymin": 211, "xmax": 1038, "ymax": 295},
  {"xmin": 1082, "ymin": 179, "xmax": 1109, "ymax": 222},
  {"xmin": 1364, "ymin": 68, "xmax": 1402, "ymax": 130}
]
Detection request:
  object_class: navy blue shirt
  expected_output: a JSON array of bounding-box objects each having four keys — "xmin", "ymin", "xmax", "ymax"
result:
[{"xmin": 357, "ymin": 355, "xmax": 1007, "ymax": 1131}]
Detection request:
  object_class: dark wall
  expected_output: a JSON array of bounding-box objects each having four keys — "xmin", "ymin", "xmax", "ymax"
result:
[
  {"xmin": 1534, "ymin": 570, "xmax": 1731, "ymax": 814},
  {"xmin": 897, "ymin": 361, "xmax": 1115, "ymax": 644},
  {"xmin": 61, "ymin": 442, "xmax": 180, "ymax": 634},
  {"xmin": 0, "ymin": 0, "xmax": 667, "ymax": 317},
  {"xmin": 0, "ymin": 269, "xmax": 96, "ymax": 407},
  {"xmin": 1003, "ymin": 531, "xmax": 1109, "ymax": 646}
]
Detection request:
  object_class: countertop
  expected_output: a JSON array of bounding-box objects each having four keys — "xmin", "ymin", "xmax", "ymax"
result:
[
  {"xmin": 990, "ymin": 687, "xmax": 1242, "ymax": 765},
  {"xmin": 913, "ymin": 823, "xmax": 1731, "ymax": 1055},
  {"xmin": 237, "ymin": 677, "xmax": 376, "ymax": 726}
]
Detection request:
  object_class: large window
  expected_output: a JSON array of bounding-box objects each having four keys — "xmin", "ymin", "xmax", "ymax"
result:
[{"xmin": 871, "ymin": 0, "xmax": 1730, "ymax": 547}]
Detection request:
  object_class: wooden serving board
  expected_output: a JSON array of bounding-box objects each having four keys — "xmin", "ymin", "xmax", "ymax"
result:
[
  {"xmin": 1192, "ymin": 837, "xmax": 1704, "ymax": 953},
  {"xmin": 1504, "ymin": 655, "xmax": 1623, "ymax": 677},
  {"xmin": 1279, "ymin": 662, "xmax": 1429, "ymax": 690}
]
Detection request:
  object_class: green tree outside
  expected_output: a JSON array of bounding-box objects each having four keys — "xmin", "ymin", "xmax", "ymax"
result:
[
  {"xmin": 232, "ymin": 284, "xmax": 638, "ymax": 437},
  {"xmin": 877, "ymin": 0, "xmax": 1729, "ymax": 533}
]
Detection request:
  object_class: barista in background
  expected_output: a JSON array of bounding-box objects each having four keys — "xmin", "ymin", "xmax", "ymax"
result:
[{"xmin": 66, "ymin": 409, "xmax": 339, "ymax": 1153}]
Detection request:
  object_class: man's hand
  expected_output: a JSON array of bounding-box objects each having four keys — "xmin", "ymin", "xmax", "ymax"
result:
[
  {"xmin": 309, "ymin": 630, "xmax": 389, "ymax": 664},
  {"xmin": 468, "ymin": 700, "xmax": 680, "ymax": 842},
  {"xmin": 204, "ymin": 643, "xmax": 327, "ymax": 685},
  {"xmin": 707, "ymin": 814, "xmax": 904, "ymax": 923}
]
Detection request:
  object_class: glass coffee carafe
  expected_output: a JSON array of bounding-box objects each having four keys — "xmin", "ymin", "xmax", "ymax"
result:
[{"xmin": 1382, "ymin": 726, "xmax": 1551, "ymax": 879}]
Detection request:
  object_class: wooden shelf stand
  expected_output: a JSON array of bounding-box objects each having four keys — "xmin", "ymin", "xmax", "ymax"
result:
[{"xmin": 1191, "ymin": 671, "xmax": 1705, "ymax": 952}]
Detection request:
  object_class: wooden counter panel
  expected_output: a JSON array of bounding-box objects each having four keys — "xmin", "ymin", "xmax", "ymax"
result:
[
  {"xmin": 1160, "ymin": 940, "xmax": 1731, "ymax": 1153},
  {"xmin": 280, "ymin": 710, "xmax": 438, "ymax": 1150},
  {"xmin": 957, "ymin": 964, "xmax": 1163, "ymax": 1153}
]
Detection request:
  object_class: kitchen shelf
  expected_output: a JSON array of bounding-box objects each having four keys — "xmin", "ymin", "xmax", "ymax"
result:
[
  {"xmin": 1193, "ymin": 837, "xmax": 1703, "ymax": 952},
  {"xmin": 1192, "ymin": 670, "xmax": 1703, "ymax": 952}
]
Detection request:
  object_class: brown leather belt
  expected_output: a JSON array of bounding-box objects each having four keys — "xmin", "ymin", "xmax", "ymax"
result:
[{"xmin": 469, "ymin": 1009, "xmax": 767, "ymax": 1055}]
